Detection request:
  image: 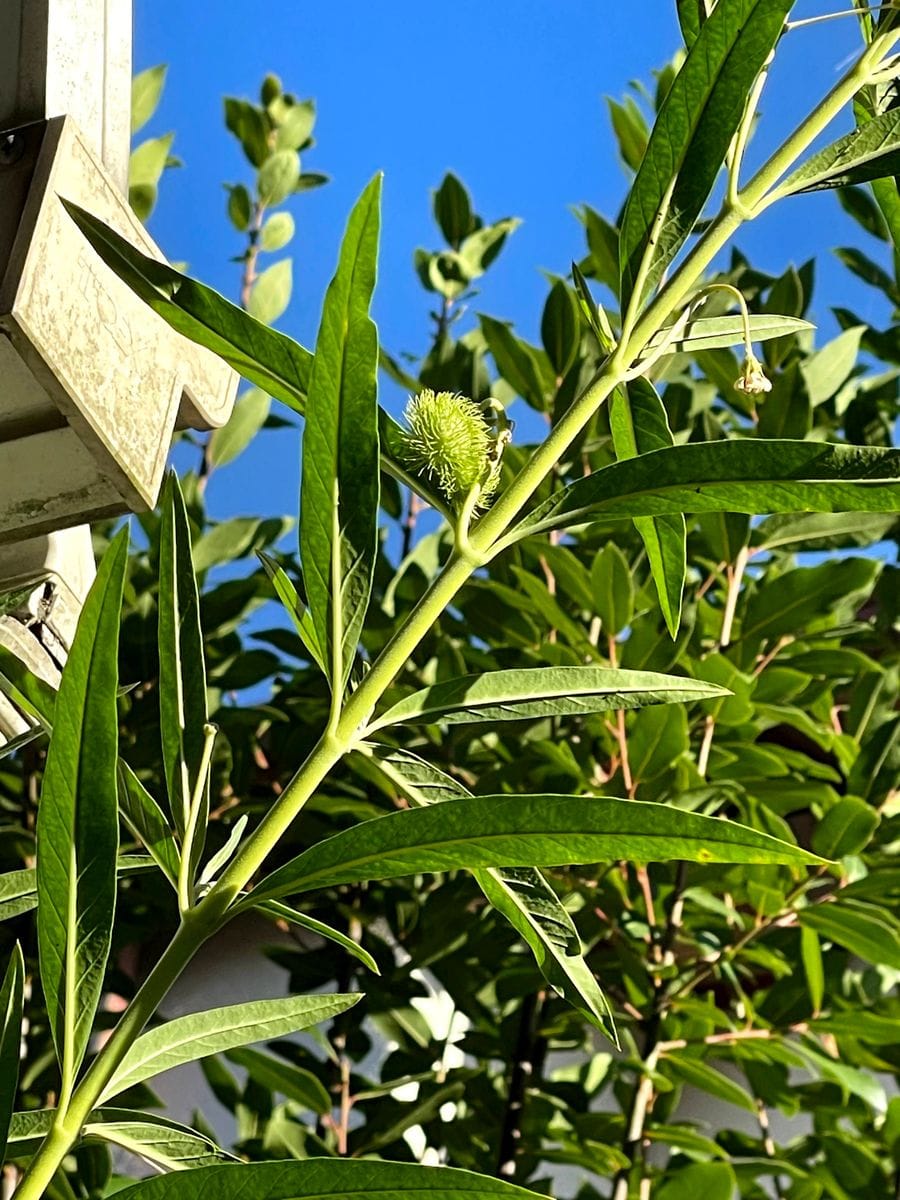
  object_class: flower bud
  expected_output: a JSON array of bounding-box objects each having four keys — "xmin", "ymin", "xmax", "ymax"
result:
[{"xmin": 398, "ymin": 389, "xmax": 502, "ymax": 509}]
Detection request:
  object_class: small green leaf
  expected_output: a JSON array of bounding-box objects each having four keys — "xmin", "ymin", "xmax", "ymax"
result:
[
  {"xmin": 571, "ymin": 260, "xmax": 616, "ymax": 351},
  {"xmin": 131, "ymin": 65, "xmax": 167, "ymax": 135},
  {"xmin": 260, "ymin": 212, "xmax": 296, "ymax": 252},
  {"xmin": 111, "ymin": 1159, "xmax": 548, "ymax": 1200},
  {"xmin": 0, "ymin": 944, "xmax": 24, "ymax": 1164},
  {"xmin": 117, "ymin": 762, "xmax": 180, "ymax": 887},
  {"xmin": 256, "ymin": 552, "xmax": 326, "ymax": 675},
  {"xmin": 37, "ymin": 528, "xmax": 128, "ymax": 1084},
  {"xmin": 801, "ymin": 925, "xmax": 824, "ymax": 1015},
  {"xmin": 249, "ymin": 259, "xmax": 293, "ymax": 325},
  {"xmin": 367, "ymin": 666, "xmax": 727, "ymax": 733},
  {"xmin": 226, "ymin": 184, "xmax": 252, "ymax": 232},
  {"xmin": 480, "ymin": 315, "xmax": 548, "ymax": 411},
  {"xmin": 274, "ymin": 101, "xmax": 316, "ymax": 152},
  {"xmin": 591, "ymin": 545, "xmax": 635, "ymax": 637},
  {"xmin": 257, "ymin": 150, "xmax": 300, "ymax": 206},
  {"xmin": 158, "ymin": 475, "xmax": 207, "ymax": 839},
  {"xmin": 813, "ymin": 796, "xmax": 880, "ymax": 859},
  {"xmin": 657, "ymin": 1162, "xmax": 737, "ymax": 1200},
  {"xmin": 255, "ymin": 901, "xmax": 380, "ymax": 974},
  {"xmin": 99, "ymin": 994, "xmax": 360, "ymax": 1103},
  {"xmin": 434, "ymin": 173, "xmax": 475, "ymax": 248},
  {"xmin": 208, "ymin": 389, "xmax": 271, "ymax": 468},
  {"xmin": 300, "ymin": 175, "xmax": 381, "ymax": 694},
  {"xmin": 541, "ymin": 280, "xmax": 581, "ymax": 377},
  {"xmin": 225, "ymin": 1047, "xmax": 330, "ymax": 1114},
  {"xmin": 619, "ymin": 0, "xmax": 794, "ymax": 303},
  {"xmin": 801, "ymin": 327, "xmax": 865, "ymax": 406},
  {"xmin": 248, "ymin": 794, "xmax": 824, "ymax": 905},
  {"xmin": 666, "ymin": 1054, "xmax": 758, "ymax": 1113}
]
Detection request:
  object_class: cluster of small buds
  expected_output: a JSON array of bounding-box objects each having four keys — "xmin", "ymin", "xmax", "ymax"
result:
[
  {"xmin": 734, "ymin": 351, "xmax": 772, "ymax": 396},
  {"xmin": 398, "ymin": 389, "xmax": 508, "ymax": 511}
]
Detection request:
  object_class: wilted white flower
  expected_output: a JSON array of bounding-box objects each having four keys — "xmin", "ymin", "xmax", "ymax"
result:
[{"xmin": 734, "ymin": 352, "xmax": 772, "ymax": 396}]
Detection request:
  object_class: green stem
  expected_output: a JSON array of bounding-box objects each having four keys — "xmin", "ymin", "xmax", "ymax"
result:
[{"xmin": 178, "ymin": 723, "xmax": 218, "ymax": 913}]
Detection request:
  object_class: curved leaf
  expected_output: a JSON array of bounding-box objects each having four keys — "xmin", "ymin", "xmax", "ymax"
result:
[
  {"xmin": 99, "ymin": 993, "xmax": 360, "ymax": 1103},
  {"xmin": 112, "ymin": 1158, "xmax": 550, "ymax": 1199},
  {"xmin": 248, "ymin": 794, "xmax": 824, "ymax": 905},
  {"xmin": 255, "ymin": 900, "xmax": 380, "ymax": 974},
  {"xmin": 643, "ymin": 313, "xmax": 814, "ymax": 356},
  {"xmin": 361, "ymin": 746, "xmax": 616, "ymax": 1039},
  {"xmin": 300, "ymin": 175, "xmax": 381, "ymax": 693},
  {"xmin": 506, "ymin": 440, "xmax": 900, "ymax": 543},
  {"xmin": 37, "ymin": 528, "xmax": 128, "ymax": 1085},
  {"xmin": 83, "ymin": 1109, "xmax": 234, "ymax": 1171},
  {"xmin": 367, "ymin": 666, "xmax": 727, "ymax": 733}
]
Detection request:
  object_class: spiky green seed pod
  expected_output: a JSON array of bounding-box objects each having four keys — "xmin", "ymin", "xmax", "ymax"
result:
[{"xmin": 398, "ymin": 389, "xmax": 501, "ymax": 510}]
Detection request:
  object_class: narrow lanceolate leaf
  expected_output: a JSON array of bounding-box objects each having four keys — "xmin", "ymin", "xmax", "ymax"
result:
[
  {"xmin": 111, "ymin": 1159, "xmax": 556, "ymax": 1200},
  {"xmin": 366, "ymin": 666, "xmax": 727, "ymax": 733},
  {"xmin": 255, "ymin": 901, "xmax": 380, "ymax": 975},
  {"xmin": 257, "ymin": 552, "xmax": 327, "ymax": 675},
  {"xmin": 362, "ymin": 746, "xmax": 616, "ymax": 1039},
  {"xmin": 300, "ymin": 175, "xmax": 381, "ymax": 694},
  {"xmin": 642, "ymin": 313, "xmax": 814, "ymax": 356},
  {"xmin": 99, "ymin": 993, "xmax": 360, "ymax": 1103},
  {"xmin": 0, "ymin": 871, "xmax": 37, "ymax": 923},
  {"xmin": 619, "ymin": 0, "xmax": 795, "ymax": 303},
  {"xmin": 798, "ymin": 900, "xmax": 900, "ymax": 970},
  {"xmin": 506, "ymin": 441, "xmax": 900, "ymax": 544},
  {"xmin": 0, "ymin": 944, "xmax": 24, "ymax": 1163},
  {"xmin": 610, "ymin": 379, "xmax": 686, "ymax": 638},
  {"xmin": 0, "ymin": 644, "xmax": 56, "ymax": 731},
  {"xmin": 777, "ymin": 108, "xmax": 900, "ymax": 195},
  {"xmin": 247, "ymin": 794, "xmax": 825, "ymax": 905},
  {"xmin": 36, "ymin": 528, "xmax": 128, "ymax": 1084},
  {"xmin": 159, "ymin": 473, "xmax": 208, "ymax": 838},
  {"xmin": 117, "ymin": 762, "xmax": 180, "ymax": 887},
  {"xmin": 62, "ymin": 201, "xmax": 444, "ymax": 512},
  {"xmin": 83, "ymin": 1110, "xmax": 234, "ymax": 1172}
]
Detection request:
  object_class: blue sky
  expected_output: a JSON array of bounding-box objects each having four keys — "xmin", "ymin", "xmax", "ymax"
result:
[{"xmin": 133, "ymin": 2, "xmax": 889, "ymax": 527}]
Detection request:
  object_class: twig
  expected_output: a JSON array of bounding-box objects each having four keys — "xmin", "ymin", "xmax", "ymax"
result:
[{"xmin": 496, "ymin": 991, "xmax": 545, "ymax": 1179}]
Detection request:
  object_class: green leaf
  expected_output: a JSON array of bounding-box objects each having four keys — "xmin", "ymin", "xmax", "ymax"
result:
[
  {"xmin": 480, "ymin": 315, "xmax": 548, "ymax": 411},
  {"xmin": 83, "ymin": 1109, "xmax": 233, "ymax": 1171},
  {"xmin": 0, "ymin": 944, "xmax": 24, "ymax": 1164},
  {"xmin": 225, "ymin": 1047, "xmax": 330, "ymax": 1114},
  {"xmin": 752, "ymin": 511, "xmax": 896, "ymax": 552},
  {"xmin": 367, "ymin": 666, "xmax": 727, "ymax": 733},
  {"xmin": 117, "ymin": 762, "xmax": 180, "ymax": 887},
  {"xmin": 274, "ymin": 102, "xmax": 316, "ymax": 152},
  {"xmin": 249, "ymin": 259, "xmax": 293, "ymax": 325},
  {"xmin": 62, "ymin": 202, "xmax": 444, "ymax": 511},
  {"xmin": 800, "ymin": 925, "xmax": 824, "ymax": 1015},
  {"xmin": 256, "ymin": 552, "xmax": 327, "ymax": 674},
  {"xmin": 131, "ymin": 65, "xmax": 167, "ymax": 135},
  {"xmin": 628, "ymin": 704, "xmax": 688, "ymax": 783},
  {"xmin": 619, "ymin": 0, "xmax": 794, "ymax": 303},
  {"xmin": 360, "ymin": 746, "xmax": 616, "ymax": 1039},
  {"xmin": 226, "ymin": 184, "xmax": 252, "ymax": 232},
  {"xmin": 677, "ymin": 0, "xmax": 705, "ymax": 48},
  {"xmin": 247, "ymin": 793, "xmax": 824, "ymax": 905},
  {"xmin": 812, "ymin": 796, "xmax": 880, "ymax": 859},
  {"xmin": 777, "ymin": 108, "xmax": 900, "ymax": 194},
  {"xmin": 36, "ymin": 528, "xmax": 128, "ymax": 1085},
  {"xmin": 541, "ymin": 280, "xmax": 581, "ymax": 377},
  {"xmin": 257, "ymin": 150, "xmax": 300, "ymax": 206},
  {"xmin": 111, "ymin": 1159, "xmax": 547, "ymax": 1200},
  {"xmin": 666, "ymin": 1053, "xmax": 757, "ymax": 1113},
  {"xmin": 158, "ymin": 474, "xmax": 208, "ymax": 839},
  {"xmin": 434, "ymin": 173, "xmax": 475, "ymax": 248},
  {"xmin": 591, "ymin": 544, "xmax": 635, "ymax": 637},
  {"xmin": 643, "ymin": 312, "xmax": 814, "ymax": 356},
  {"xmin": 208, "ymin": 388, "xmax": 271, "ymax": 468},
  {"xmin": 506, "ymin": 441, "xmax": 900, "ymax": 543},
  {"xmin": 0, "ymin": 870, "xmax": 38, "ymax": 922},
  {"xmin": 742, "ymin": 558, "xmax": 879, "ymax": 644},
  {"xmin": 657, "ymin": 1163, "xmax": 737, "ymax": 1200},
  {"xmin": 260, "ymin": 212, "xmax": 296, "ymax": 253},
  {"xmin": 801, "ymin": 327, "xmax": 864, "ymax": 406},
  {"xmin": 571, "ymin": 260, "xmax": 616, "ymax": 352},
  {"xmin": 300, "ymin": 175, "xmax": 381, "ymax": 693},
  {"xmin": 99, "ymin": 993, "xmax": 360, "ymax": 1103},
  {"xmin": 798, "ymin": 900, "xmax": 900, "ymax": 969},
  {"xmin": 609, "ymin": 379, "xmax": 686, "ymax": 637},
  {"xmin": 0, "ymin": 644, "xmax": 56, "ymax": 730},
  {"xmin": 254, "ymin": 901, "xmax": 380, "ymax": 974}
]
